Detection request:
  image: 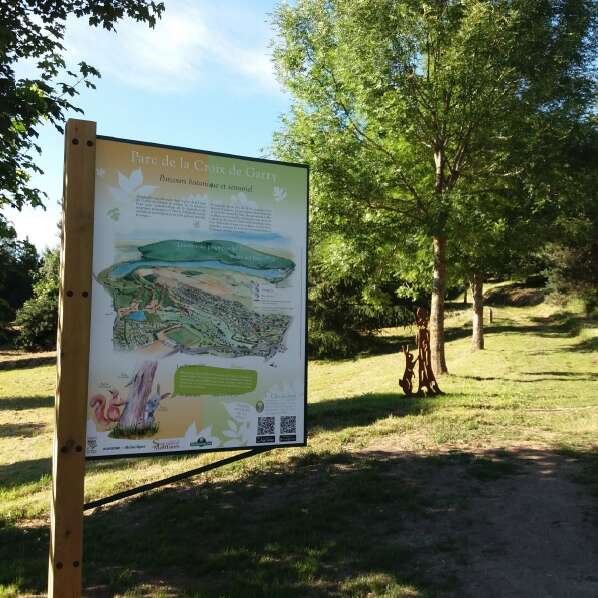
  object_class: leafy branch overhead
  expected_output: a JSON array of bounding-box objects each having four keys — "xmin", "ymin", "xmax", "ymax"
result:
[
  {"xmin": 0, "ymin": 0, "xmax": 165, "ymax": 214},
  {"xmin": 273, "ymin": 0, "xmax": 596, "ymax": 231}
]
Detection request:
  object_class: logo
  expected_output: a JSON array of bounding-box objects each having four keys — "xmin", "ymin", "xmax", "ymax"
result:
[
  {"xmin": 190, "ymin": 436, "xmax": 213, "ymax": 448},
  {"xmin": 256, "ymin": 435, "xmax": 275, "ymax": 444},
  {"xmin": 255, "ymin": 400, "xmax": 265, "ymax": 413},
  {"xmin": 152, "ymin": 439, "xmax": 180, "ymax": 451}
]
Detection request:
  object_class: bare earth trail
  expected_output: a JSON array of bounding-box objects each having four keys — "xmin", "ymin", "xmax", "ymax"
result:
[
  {"xmin": 365, "ymin": 441, "xmax": 598, "ymax": 598},
  {"xmin": 461, "ymin": 451, "xmax": 598, "ymax": 598}
]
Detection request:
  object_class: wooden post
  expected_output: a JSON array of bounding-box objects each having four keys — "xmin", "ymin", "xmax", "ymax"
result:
[{"xmin": 48, "ymin": 119, "xmax": 96, "ymax": 598}]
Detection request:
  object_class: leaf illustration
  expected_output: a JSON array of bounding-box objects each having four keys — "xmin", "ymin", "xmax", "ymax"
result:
[
  {"xmin": 224, "ymin": 402, "xmax": 252, "ymax": 423},
  {"xmin": 107, "ymin": 207, "xmax": 120, "ymax": 221}
]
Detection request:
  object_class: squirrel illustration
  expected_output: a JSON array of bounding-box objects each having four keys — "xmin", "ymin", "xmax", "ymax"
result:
[{"xmin": 90, "ymin": 390, "xmax": 126, "ymax": 426}]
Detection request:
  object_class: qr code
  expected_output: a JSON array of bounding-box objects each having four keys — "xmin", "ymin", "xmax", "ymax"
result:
[
  {"xmin": 257, "ymin": 416, "xmax": 275, "ymax": 436},
  {"xmin": 280, "ymin": 416, "xmax": 296, "ymax": 434}
]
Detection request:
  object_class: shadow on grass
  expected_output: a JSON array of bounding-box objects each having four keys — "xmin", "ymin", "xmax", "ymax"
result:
[
  {"xmin": 3, "ymin": 446, "xmax": 598, "ymax": 597},
  {"xmin": 460, "ymin": 311, "xmax": 593, "ymax": 342},
  {"xmin": 0, "ymin": 354, "xmax": 56, "ymax": 371},
  {"xmin": 0, "ymin": 422, "xmax": 46, "ymax": 439},
  {"xmin": 308, "ymin": 392, "xmax": 437, "ymax": 432},
  {"xmin": 0, "ymin": 395, "xmax": 53, "ymax": 411},
  {"xmin": 568, "ymin": 336, "xmax": 598, "ymax": 353},
  {"xmin": 455, "ymin": 370, "xmax": 598, "ymax": 383},
  {"xmin": 0, "ymin": 457, "xmax": 51, "ymax": 490}
]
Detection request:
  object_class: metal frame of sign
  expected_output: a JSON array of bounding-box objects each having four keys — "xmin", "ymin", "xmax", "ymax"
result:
[{"xmin": 85, "ymin": 134, "xmax": 309, "ymax": 460}]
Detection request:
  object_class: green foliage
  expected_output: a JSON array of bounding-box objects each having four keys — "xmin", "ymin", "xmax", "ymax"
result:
[
  {"xmin": 14, "ymin": 249, "xmax": 59, "ymax": 350},
  {"xmin": 308, "ymin": 233, "xmax": 415, "ymax": 358},
  {"xmin": 272, "ymin": 0, "xmax": 598, "ymax": 355},
  {"xmin": 0, "ymin": 220, "xmax": 40, "ymax": 341},
  {"xmin": 1, "ymin": 0, "xmax": 164, "ymax": 212},
  {"xmin": 540, "ymin": 120, "xmax": 598, "ymax": 315},
  {"xmin": 109, "ymin": 424, "xmax": 159, "ymax": 439},
  {"xmin": 543, "ymin": 229, "xmax": 598, "ymax": 316},
  {"xmin": 272, "ymin": 0, "xmax": 596, "ymax": 231}
]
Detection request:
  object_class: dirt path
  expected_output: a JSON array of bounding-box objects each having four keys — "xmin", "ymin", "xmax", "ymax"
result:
[
  {"xmin": 365, "ymin": 442, "xmax": 598, "ymax": 597},
  {"xmin": 461, "ymin": 450, "xmax": 598, "ymax": 598}
]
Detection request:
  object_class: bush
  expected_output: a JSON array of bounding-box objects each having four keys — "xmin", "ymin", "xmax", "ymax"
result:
[
  {"xmin": 307, "ymin": 235, "xmax": 415, "ymax": 359},
  {"xmin": 0, "ymin": 220, "xmax": 40, "ymax": 342},
  {"xmin": 15, "ymin": 249, "xmax": 59, "ymax": 350},
  {"xmin": 0, "ymin": 298, "xmax": 15, "ymax": 344},
  {"xmin": 543, "ymin": 237, "xmax": 598, "ymax": 317}
]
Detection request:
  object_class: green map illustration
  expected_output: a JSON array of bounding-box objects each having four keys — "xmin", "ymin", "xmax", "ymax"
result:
[{"xmin": 97, "ymin": 240, "xmax": 295, "ymax": 358}]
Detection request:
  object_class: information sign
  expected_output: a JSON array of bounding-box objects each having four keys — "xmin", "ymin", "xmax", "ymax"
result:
[{"xmin": 85, "ymin": 137, "xmax": 308, "ymax": 458}]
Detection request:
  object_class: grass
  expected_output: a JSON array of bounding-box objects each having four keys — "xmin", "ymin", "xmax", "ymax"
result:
[
  {"xmin": 109, "ymin": 424, "xmax": 160, "ymax": 439},
  {"xmin": 0, "ymin": 298, "xmax": 597, "ymax": 596}
]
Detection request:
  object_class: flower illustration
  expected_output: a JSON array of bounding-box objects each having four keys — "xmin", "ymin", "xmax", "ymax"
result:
[
  {"xmin": 107, "ymin": 168, "xmax": 157, "ymax": 221},
  {"xmin": 222, "ymin": 402, "xmax": 254, "ymax": 447},
  {"xmin": 273, "ymin": 186, "xmax": 287, "ymax": 202},
  {"xmin": 115, "ymin": 169, "xmax": 157, "ymax": 196}
]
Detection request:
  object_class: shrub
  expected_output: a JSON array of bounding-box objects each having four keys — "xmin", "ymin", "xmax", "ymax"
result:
[{"xmin": 15, "ymin": 249, "xmax": 59, "ymax": 350}]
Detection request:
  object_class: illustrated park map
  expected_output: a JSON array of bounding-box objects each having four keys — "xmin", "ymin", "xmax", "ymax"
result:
[{"xmin": 98, "ymin": 239, "xmax": 295, "ymax": 359}]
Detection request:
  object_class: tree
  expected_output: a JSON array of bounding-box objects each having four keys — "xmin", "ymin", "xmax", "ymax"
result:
[
  {"xmin": 451, "ymin": 106, "xmax": 598, "ymax": 349},
  {"xmin": 541, "ymin": 119, "xmax": 598, "ymax": 316},
  {"xmin": 1, "ymin": 0, "xmax": 164, "ymax": 214},
  {"xmin": 14, "ymin": 247, "xmax": 59, "ymax": 350},
  {"xmin": 272, "ymin": 0, "xmax": 597, "ymax": 373},
  {"xmin": 0, "ymin": 219, "xmax": 40, "ymax": 340}
]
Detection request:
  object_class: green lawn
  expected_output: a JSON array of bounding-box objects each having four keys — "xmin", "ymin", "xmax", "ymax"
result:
[{"xmin": 0, "ymin": 300, "xmax": 597, "ymax": 596}]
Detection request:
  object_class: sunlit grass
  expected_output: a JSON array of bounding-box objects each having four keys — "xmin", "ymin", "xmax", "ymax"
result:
[{"xmin": 0, "ymin": 299, "xmax": 597, "ymax": 595}]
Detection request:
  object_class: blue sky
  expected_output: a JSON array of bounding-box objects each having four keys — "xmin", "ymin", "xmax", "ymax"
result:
[{"xmin": 5, "ymin": 0, "xmax": 291, "ymax": 251}]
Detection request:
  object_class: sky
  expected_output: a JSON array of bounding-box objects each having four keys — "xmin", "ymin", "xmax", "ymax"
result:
[{"xmin": 5, "ymin": 0, "xmax": 291, "ymax": 251}]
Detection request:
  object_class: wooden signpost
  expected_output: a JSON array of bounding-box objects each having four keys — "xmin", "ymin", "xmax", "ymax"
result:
[
  {"xmin": 47, "ymin": 118, "xmax": 308, "ymax": 597},
  {"xmin": 48, "ymin": 119, "xmax": 96, "ymax": 598}
]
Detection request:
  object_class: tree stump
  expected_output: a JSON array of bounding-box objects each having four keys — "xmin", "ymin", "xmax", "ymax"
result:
[{"xmin": 117, "ymin": 360, "xmax": 158, "ymax": 431}]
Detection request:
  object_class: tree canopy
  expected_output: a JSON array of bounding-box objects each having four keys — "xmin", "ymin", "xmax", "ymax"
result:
[
  {"xmin": 0, "ymin": 0, "xmax": 164, "ymax": 218},
  {"xmin": 0, "ymin": 219, "xmax": 39, "ymax": 341},
  {"xmin": 272, "ymin": 0, "xmax": 597, "ymax": 370}
]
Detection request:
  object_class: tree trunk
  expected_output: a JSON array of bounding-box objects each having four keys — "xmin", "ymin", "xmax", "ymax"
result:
[
  {"xmin": 430, "ymin": 235, "xmax": 448, "ymax": 374},
  {"xmin": 119, "ymin": 360, "xmax": 158, "ymax": 429},
  {"xmin": 470, "ymin": 272, "xmax": 484, "ymax": 350}
]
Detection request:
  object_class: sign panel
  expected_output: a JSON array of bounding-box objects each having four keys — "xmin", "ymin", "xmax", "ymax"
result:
[{"xmin": 86, "ymin": 137, "xmax": 307, "ymax": 458}]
